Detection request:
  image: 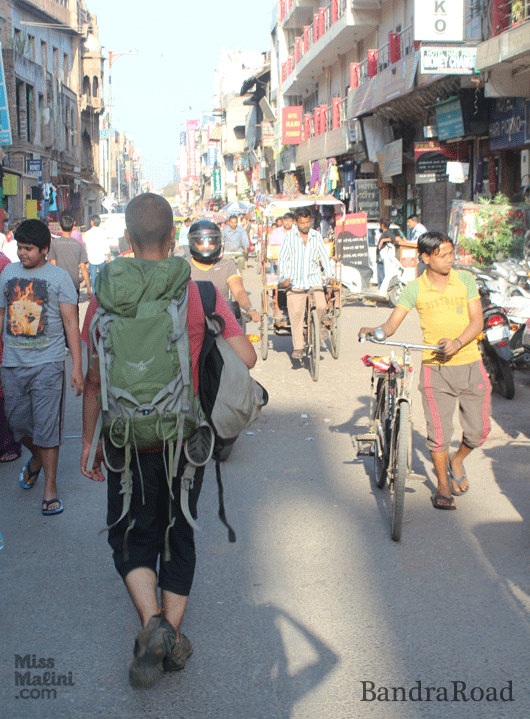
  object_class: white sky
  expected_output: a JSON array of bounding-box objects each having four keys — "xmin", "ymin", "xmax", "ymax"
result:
[{"xmin": 87, "ymin": 0, "xmax": 274, "ymax": 189}]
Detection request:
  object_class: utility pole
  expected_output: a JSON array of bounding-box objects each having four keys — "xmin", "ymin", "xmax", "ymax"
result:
[{"xmin": 107, "ymin": 50, "xmax": 138, "ymax": 201}]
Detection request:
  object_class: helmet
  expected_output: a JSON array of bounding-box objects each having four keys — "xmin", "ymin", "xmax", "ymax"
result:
[{"xmin": 188, "ymin": 220, "xmax": 222, "ymax": 263}]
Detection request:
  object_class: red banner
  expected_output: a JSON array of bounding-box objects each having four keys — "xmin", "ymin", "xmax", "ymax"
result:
[{"xmin": 282, "ymin": 106, "xmax": 303, "ymax": 144}]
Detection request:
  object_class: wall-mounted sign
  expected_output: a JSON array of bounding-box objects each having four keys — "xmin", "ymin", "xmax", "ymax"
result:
[
  {"xmin": 355, "ymin": 179, "xmax": 380, "ymax": 218},
  {"xmin": 0, "ymin": 44, "xmax": 11, "ymax": 145},
  {"xmin": 27, "ymin": 160, "xmax": 43, "ymax": 184},
  {"xmin": 489, "ymin": 98, "xmax": 527, "ymax": 151},
  {"xmin": 212, "ymin": 168, "xmax": 222, "ymax": 197},
  {"xmin": 434, "ymin": 99, "xmax": 465, "ymax": 140},
  {"xmin": 282, "ymin": 106, "xmax": 303, "ymax": 145},
  {"xmin": 420, "ymin": 46, "xmax": 477, "ymax": 74},
  {"xmin": 414, "ymin": 0, "xmax": 464, "ymax": 42},
  {"xmin": 415, "ymin": 141, "xmax": 469, "ymax": 183},
  {"xmin": 384, "ymin": 138, "xmax": 403, "ymax": 177}
]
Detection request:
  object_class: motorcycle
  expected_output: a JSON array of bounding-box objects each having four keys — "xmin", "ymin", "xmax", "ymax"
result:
[
  {"xmin": 478, "ymin": 288, "xmax": 515, "ymax": 399},
  {"xmin": 336, "ymin": 242, "xmax": 406, "ymax": 306}
]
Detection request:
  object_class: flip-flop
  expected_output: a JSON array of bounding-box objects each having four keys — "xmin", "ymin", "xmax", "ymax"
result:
[
  {"xmin": 448, "ymin": 459, "xmax": 469, "ymax": 496},
  {"xmin": 0, "ymin": 451, "xmax": 21, "ymax": 463},
  {"xmin": 431, "ymin": 493, "xmax": 456, "ymax": 510},
  {"xmin": 42, "ymin": 499, "xmax": 63, "ymax": 516},
  {"xmin": 19, "ymin": 459, "xmax": 42, "ymax": 489},
  {"xmin": 292, "ymin": 350, "xmax": 304, "ymax": 359}
]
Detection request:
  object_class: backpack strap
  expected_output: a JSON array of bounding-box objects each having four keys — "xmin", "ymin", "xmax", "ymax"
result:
[{"xmin": 196, "ymin": 279, "xmax": 217, "ymax": 317}]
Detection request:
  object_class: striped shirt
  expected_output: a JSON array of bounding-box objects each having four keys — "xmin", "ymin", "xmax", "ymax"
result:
[{"xmin": 278, "ymin": 226, "xmax": 332, "ymax": 289}]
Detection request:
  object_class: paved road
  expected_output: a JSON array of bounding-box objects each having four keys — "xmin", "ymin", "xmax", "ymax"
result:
[{"xmin": 1, "ymin": 262, "xmax": 529, "ymax": 718}]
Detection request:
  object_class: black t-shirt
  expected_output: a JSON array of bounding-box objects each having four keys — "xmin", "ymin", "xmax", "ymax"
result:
[{"xmin": 377, "ymin": 229, "xmax": 396, "ymax": 261}]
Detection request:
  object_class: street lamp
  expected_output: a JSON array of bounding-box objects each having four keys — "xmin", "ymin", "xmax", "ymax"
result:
[{"xmin": 106, "ymin": 50, "xmax": 138, "ymax": 201}]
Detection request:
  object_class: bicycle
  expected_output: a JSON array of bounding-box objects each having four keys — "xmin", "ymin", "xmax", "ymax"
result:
[{"xmin": 355, "ymin": 329, "xmax": 442, "ymax": 542}]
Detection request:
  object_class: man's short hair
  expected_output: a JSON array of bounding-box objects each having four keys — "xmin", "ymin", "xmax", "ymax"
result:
[
  {"xmin": 407, "ymin": 214, "xmax": 419, "ymax": 223},
  {"xmin": 14, "ymin": 219, "xmax": 51, "ymax": 251},
  {"xmin": 418, "ymin": 231, "xmax": 453, "ymax": 257},
  {"xmin": 229, "ymin": 214, "xmax": 238, "ymax": 221},
  {"xmin": 184, "ymin": 217, "xmax": 191, "ymax": 223},
  {"xmin": 296, "ymin": 207, "xmax": 312, "ymax": 219},
  {"xmin": 379, "ymin": 217, "xmax": 390, "ymax": 229},
  {"xmin": 284, "ymin": 212, "xmax": 295, "ymax": 221},
  {"xmin": 90, "ymin": 214, "xmax": 101, "ymax": 227},
  {"xmin": 60, "ymin": 214, "xmax": 75, "ymax": 233},
  {"xmin": 125, "ymin": 193, "xmax": 173, "ymax": 249}
]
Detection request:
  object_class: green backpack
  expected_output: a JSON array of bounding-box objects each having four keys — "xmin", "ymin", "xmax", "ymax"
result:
[{"xmin": 86, "ymin": 256, "xmax": 212, "ymax": 555}]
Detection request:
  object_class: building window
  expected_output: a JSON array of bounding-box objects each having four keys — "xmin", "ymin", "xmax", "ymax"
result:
[
  {"xmin": 53, "ymin": 47, "xmax": 59, "ymax": 76},
  {"xmin": 63, "ymin": 53, "xmax": 69, "ymax": 84},
  {"xmin": 41, "ymin": 41, "xmax": 47, "ymax": 69},
  {"xmin": 92, "ymin": 76, "xmax": 99, "ymax": 98},
  {"xmin": 28, "ymin": 34, "xmax": 35, "ymax": 61},
  {"xmin": 38, "ymin": 93, "xmax": 44, "ymax": 143},
  {"xmin": 83, "ymin": 75, "xmax": 91, "ymax": 97}
]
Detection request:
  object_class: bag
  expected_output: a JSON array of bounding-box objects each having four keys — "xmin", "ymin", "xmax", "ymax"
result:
[
  {"xmin": 196, "ymin": 281, "xmax": 268, "ymax": 541},
  {"xmin": 86, "ymin": 257, "xmax": 211, "ymax": 554},
  {"xmin": 197, "ymin": 280, "xmax": 268, "ymax": 447}
]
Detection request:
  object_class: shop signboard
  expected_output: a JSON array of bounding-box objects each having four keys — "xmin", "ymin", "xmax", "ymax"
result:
[
  {"xmin": 0, "ymin": 45, "xmax": 11, "ymax": 145},
  {"xmin": 489, "ymin": 98, "xmax": 527, "ymax": 151},
  {"xmin": 383, "ymin": 139, "xmax": 403, "ymax": 177},
  {"xmin": 434, "ymin": 99, "xmax": 465, "ymax": 140},
  {"xmin": 212, "ymin": 168, "xmax": 222, "ymax": 197},
  {"xmin": 415, "ymin": 141, "xmax": 469, "ymax": 183},
  {"xmin": 420, "ymin": 46, "xmax": 477, "ymax": 74},
  {"xmin": 336, "ymin": 213, "xmax": 369, "ymax": 267},
  {"xmin": 355, "ymin": 179, "xmax": 380, "ymax": 218},
  {"xmin": 414, "ymin": 0, "xmax": 464, "ymax": 42},
  {"xmin": 282, "ymin": 106, "xmax": 303, "ymax": 145},
  {"xmin": 27, "ymin": 160, "xmax": 43, "ymax": 184}
]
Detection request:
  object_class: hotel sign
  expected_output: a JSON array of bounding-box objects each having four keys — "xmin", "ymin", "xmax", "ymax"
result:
[
  {"xmin": 420, "ymin": 46, "xmax": 477, "ymax": 74},
  {"xmin": 282, "ymin": 106, "xmax": 303, "ymax": 145}
]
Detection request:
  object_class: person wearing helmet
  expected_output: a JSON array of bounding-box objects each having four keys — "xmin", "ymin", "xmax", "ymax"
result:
[{"xmin": 188, "ymin": 220, "xmax": 260, "ymax": 323}]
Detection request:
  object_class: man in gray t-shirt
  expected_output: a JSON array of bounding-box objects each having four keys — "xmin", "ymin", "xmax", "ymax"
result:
[
  {"xmin": 48, "ymin": 214, "xmax": 92, "ymax": 299},
  {"xmin": 0, "ymin": 220, "xmax": 83, "ymax": 518}
]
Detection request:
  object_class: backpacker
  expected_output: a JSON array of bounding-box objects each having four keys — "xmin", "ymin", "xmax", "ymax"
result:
[
  {"xmin": 86, "ymin": 257, "xmax": 212, "ymax": 554},
  {"xmin": 196, "ymin": 281, "xmax": 268, "ymax": 541}
]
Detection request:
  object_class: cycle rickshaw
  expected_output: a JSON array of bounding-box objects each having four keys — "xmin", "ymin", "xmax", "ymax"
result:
[{"xmin": 257, "ymin": 195, "xmax": 344, "ymax": 380}]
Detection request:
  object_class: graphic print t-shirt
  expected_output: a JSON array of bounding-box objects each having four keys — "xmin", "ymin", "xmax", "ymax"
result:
[{"xmin": 0, "ymin": 262, "xmax": 77, "ymax": 366}]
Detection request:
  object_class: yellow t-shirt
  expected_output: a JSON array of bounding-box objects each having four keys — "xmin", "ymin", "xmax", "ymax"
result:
[{"xmin": 397, "ymin": 269, "xmax": 481, "ymax": 366}]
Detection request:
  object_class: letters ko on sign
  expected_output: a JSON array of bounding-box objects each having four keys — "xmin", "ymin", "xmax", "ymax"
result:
[{"xmin": 414, "ymin": 0, "xmax": 464, "ymax": 43}]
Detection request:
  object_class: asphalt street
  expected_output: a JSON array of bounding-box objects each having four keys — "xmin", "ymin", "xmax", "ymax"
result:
[{"xmin": 1, "ymin": 261, "xmax": 530, "ymax": 719}]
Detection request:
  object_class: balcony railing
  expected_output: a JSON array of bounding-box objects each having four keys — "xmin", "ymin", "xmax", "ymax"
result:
[
  {"xmin": 490, "ymin": 0, "xmax": 530, "ymax": 35},
  {"xmin": 350, "ymin": 24, "xmax": 417, "ymax": 89},
  {"xmin": 281, "ymin": 0, "xmax": 348, "ymax": 81},
  {"xmin": 300, "ymin": 96, "xmax": 349, "ymax": 140}
]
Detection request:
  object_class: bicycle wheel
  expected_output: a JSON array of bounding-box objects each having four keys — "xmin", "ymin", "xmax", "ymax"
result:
[
  {"xmin": 260, "ymin": 313, "xmax": 268, "ymax": 360},
  {"xmin": 329, "ymin": 304, "xmax": 341, "ymax": 359},
  {"xmin": 391, "ymin": 401, "xmax": 410, "ymax": 542},
  {"xmin": 372, "ymin": 377, "xmax": 390, "ymax": 488},
  {"xmin": 308, "ymin": 308, "xmax": 320, "ymax": 382}
]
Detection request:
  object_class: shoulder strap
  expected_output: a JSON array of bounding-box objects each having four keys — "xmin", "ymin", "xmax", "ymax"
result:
[{"xmin": 196, "ymin": 280, "xmax": 217, "ymax": 318}]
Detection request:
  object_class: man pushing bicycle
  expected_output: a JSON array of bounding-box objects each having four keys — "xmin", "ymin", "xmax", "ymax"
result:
[{"xmin": 359, "ymin": 231, "xmax": 490, "ymax": 511}]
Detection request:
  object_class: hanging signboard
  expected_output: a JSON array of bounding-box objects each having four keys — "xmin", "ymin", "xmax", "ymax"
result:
[
  {"xmin": 434, "ymin": 99, "xmax": 465, "ymax": 140},
  {"xmin": 414, "ymin": 0, "xmax": 464, "ymax": 42},
  {"xmin": 415, "ymin": 141, "xmax": 468, "ymax": 183},
  {"xmin": 282, "ymin": 106, "xmax": 303, "ymax": 145},
  {"xmin": 489, "ymin": 98, "xmax": 527, "ymax": 151},
  {"xmin": 212, "ymin": 168, "xmax": 222, "ymax": 197},
  {"xmin": 0, "ymin": 44, "xmax": 11, "ymax": 145},
  {"xmin": 420, "ymin": 46, "xmax": 477, "ymax": 74}
]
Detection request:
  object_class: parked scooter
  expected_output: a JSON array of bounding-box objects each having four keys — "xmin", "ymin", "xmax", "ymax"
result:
[
  {"xmin": 337, "ymin": 243, "xmax": 406, "ymax": 306},
  {"xmin": 478, "ymin": 287, "xmax": 515, "ymax": 399}
]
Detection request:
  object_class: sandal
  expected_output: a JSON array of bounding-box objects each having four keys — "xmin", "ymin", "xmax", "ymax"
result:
[
  {"xmin": 42, "ymin": 498, "xmax": 64, "ymax": 516},
  {"xmin": 431, "ymin": 493, "xmax": 456, "ymax": 511},
  {"xmin": 19, "ymin": 458, "xmax": 42, "ymax": 490},
  {"xmin": 448, "ymin": 457, "xmax": 469, "ymax": 495},
  {"xmin": 292, "ymin": 350, "xmax": 304, "ymax": 359},
  {"xmin": 0, "ymin": 450, "xmax": 21, "ymax": 463}
]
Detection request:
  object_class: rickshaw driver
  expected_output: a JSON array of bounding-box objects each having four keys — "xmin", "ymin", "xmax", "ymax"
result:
[{"xmin": 278, "ymin": 208, "xmax": 334, "ymax": 360}]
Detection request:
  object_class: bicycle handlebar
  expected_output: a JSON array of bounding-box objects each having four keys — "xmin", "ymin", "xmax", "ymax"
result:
[{"xmin": 359, "ymin": 332, "xmax": 442, "ymax": 352}]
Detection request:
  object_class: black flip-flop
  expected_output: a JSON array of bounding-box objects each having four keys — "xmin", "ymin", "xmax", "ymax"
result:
[{"xmin": 431, "ymin": 493, "xmax": 456, "ymax": 510}]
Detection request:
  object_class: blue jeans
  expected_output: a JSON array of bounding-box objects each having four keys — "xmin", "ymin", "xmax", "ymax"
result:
[{"xmin": 89, "ymin": 261, "xmax": 106, "ymax": 289}]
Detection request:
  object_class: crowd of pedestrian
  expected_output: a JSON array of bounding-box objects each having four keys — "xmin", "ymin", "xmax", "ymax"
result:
[{"xmin": 1, "ymin": 197, "xmax": 493, "ymax": 689}]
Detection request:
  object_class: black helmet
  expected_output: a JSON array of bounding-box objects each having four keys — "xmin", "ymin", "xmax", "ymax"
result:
[{"xmin": 188, "ymin": 220, "xmax": 222, "ymax": 264}]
